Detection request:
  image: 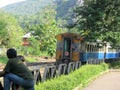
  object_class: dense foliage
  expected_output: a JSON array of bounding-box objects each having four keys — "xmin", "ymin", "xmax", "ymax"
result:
[
  {"xmin": 109, "ymin": 60, "xmax": 120, "ymax": 69},
  {"xmin": 69, "ymin": 0, "xmax": 120, "ymax": 48},
  {"xmin": 0, "ymin": 11, "xmax": 24, "ymax": 49},
  {"xmin": 23, "ymin": 6, "xmax": 64, "ymax": 56}
]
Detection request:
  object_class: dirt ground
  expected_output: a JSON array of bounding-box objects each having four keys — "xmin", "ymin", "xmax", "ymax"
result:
[{"xmin": 83, "ymin": 70, "xmax": 120, "ymax": 90}]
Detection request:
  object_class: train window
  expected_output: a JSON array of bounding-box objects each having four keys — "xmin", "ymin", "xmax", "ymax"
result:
[
  {"xmin": 94, "ymin": 45, "xmax": 97, "ymax": 52},
  {"xmin": 86, "ymin": 43, "xmax": 98, "ymax": 52},
  {"xmin": 63, "ymin": 38, "xmax": 71, "ymax": 58},
  {"xmin": 99, "ymin": 46, "xmax": 105, "ymax": 52},
  {"xmin": 90, "ymin": 45, "xmax": 93, "ymax": 52},
  {"xmin": 108, "ymin": 48, "xmax": 116, "ymax": 52},
  {"xmin": 87, "ymin": 44, "xmax": 92, "ymax": 52},
  {"xmin": 95, "ymin": 45, "xmax": 98, "ymax": 52},
  {"xmin": 92, "ymin": 45, "xmax": 94, "ymax": 52},
  {"xmin": 87, "ymin": 45, "xmax": 89, "ymax": 52},
  {"xmin": 89, "ymin": 45, "xmax": 91, "ymax": 52},
  {"xmin": 90, "ymin": 45, "xmax": 92, "ymax": 52},
  {"xmin": 80, "ymin": 42, "xmax": 85, "ymax": 52}
]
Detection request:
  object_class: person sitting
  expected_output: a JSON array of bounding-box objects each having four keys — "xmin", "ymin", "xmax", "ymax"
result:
[
  {"xmin": 12, "ymin": 55, "xmax": 27, "ymax": 90},
  {"xmin": 17, "ymin": 55, "xmax": 26, "ymax": 65},
  {"xmin": 0, "ymin": 48, "xmax": 34, "ymax": 90}
]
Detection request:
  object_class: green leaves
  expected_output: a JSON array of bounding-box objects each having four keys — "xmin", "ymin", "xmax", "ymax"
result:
[
  {"xmin": 70, "ymin": 0, "xmax": 120, "ymax": 46},
  {"xmin": 26, "ymin": 7, "xmax": 63, "ymax": 56},
  {"xmin": 0, "ymin": 11, "xmax": 24, "ymax": 48}
]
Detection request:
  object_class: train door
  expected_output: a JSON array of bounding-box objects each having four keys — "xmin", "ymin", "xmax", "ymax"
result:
[{"xmin": 62, "ymin": 38, "xmax": 71, "ymax": 63}]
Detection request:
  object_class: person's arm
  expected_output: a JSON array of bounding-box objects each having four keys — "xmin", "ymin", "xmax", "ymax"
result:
[
  {"xmin": 0, "ymin": 71, "xmax": 5, "ymax": 77},
  {"xmin": 0, "ymin": 60, "xmax": 11, "ymax": 77}
]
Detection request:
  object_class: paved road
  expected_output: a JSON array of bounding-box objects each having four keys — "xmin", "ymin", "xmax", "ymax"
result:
[{"xmin": 83, "ymin": 70, "xmax": 120, "ymax": 90}]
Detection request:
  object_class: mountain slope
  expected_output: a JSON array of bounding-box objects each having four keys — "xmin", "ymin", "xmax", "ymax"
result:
[
  {"xmin": 1, "ymin": 0, "xmax": 77, "ymax": 27},
  {"xmin": 1, "ymin": 0, "xmax": 55, "ymax": 16}
]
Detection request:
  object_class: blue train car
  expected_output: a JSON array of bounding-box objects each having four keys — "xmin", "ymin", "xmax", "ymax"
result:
[
  {"xmin": 80, "ymin": 42, "xmax": 102, "ymax": 62},
  {"xmin": 80, "ymin": 42, "xmax": 120, "ymax": 62},
  {"xmin": 105, "ymin": 48, "xmax": 120, "ymax": 59},
  {"xmin": 56, "ymin": 32, "xmax": 120, "ymax": 64}
]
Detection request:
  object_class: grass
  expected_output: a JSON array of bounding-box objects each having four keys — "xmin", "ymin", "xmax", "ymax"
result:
[
  {"xmin": 25, "ymin": 56, "xmax": 37, "ymax": 62},
  {"xmin": 35, "ymin": 63, "xmax": 109, "ymax": 90},
  {"xmin": 0, "ymin": 55, "xmax": 8, "ymax": 64},
  {"xmin": 0, "ymin": 55, "xmax": 37, "ymax": 64},
  {"xmin": 0, "ymin": 55, "xmax": 38, "ymax": 64}
]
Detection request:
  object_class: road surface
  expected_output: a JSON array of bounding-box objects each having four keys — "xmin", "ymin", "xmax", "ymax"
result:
[{"xmin": 83, "ymin": 70, "xmax": 120, "ymax": 90}]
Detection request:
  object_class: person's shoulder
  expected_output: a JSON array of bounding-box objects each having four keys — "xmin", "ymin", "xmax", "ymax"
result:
[
  {"xmin": 9, "ymin": 58, "xmax": 19, "ymax": 62},
  {"xmin": 9, "ymin": 58, "xmax": 18, "ymax": 60}
]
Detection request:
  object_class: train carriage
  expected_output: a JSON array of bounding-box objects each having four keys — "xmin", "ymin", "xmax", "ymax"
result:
[
  {"xmin": 55, "ymin": 32, "xmax": 120, "ymax": 64},
  {"xmin": 55, "ymin": 32, "xmax": 83, "ymax": 64}
]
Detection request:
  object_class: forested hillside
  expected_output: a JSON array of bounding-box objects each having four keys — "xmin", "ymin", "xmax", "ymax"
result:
[
  {"xmin": 1, "ymin": 0, "xmax": 55, "ymax": 16},
  {"xmin": 1, "ymin": 0, "xmax": 77, "ymax": 19},
  {"xmin": 1, "ymin": 0, "xmax": 77, "ymax": 28}
]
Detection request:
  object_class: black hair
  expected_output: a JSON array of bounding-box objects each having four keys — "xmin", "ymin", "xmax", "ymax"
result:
[
  {"xmin": 6, "ymin": 48, "xmax": 17, "ymax": 59},
  {"xmin": 17, "ymin": 55, "xmax": 25, "ymax": 62}
]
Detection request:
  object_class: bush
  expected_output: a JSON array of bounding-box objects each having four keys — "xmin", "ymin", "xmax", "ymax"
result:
[
  {"xmin": 109, "ymin": 60, "xmax": 120, "ymax": 69},
  {"xmin": 21, "ymin": 37, "xmax": 41, "ymax": 56}
]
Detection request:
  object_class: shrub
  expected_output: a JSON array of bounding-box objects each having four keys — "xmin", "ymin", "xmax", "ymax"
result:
[{"xmin": 109, "ymin": 60, "xmax": 120, "ymax": 69}]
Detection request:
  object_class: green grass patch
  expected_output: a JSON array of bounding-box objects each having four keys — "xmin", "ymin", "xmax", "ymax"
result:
[
  {"xmin": 0, "ymin": 55, "xmax": 39, "ymax": 64},
  {"xmin": 0, "ymin": 55, "xmax": 37, "ymax": 64},
  {"xmin": 25, "ymin": 56, "xmax": 37, "ymax": 62},
  {"xmin": 0, "ymin": 55, "xmax": 8, "ymax": 64},
  {"xmin": 35, "ymin": 63, "xmax": 109, "ymax": 90}
]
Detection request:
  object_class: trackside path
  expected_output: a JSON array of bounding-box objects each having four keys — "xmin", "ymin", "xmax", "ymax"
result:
[{"xmin": 83, "ymin": 70, "xmax": 120, "ymax": 90}]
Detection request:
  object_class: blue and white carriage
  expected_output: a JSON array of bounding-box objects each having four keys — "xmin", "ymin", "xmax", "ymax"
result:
[{"xmin": 55, "ymin": 32, "xmax": 120, "ymax": 64}]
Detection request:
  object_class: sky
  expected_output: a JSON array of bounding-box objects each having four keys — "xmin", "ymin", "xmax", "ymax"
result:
[{"xmin": 0, "ymin": 0, "xmax": 25, "ymax": 8}]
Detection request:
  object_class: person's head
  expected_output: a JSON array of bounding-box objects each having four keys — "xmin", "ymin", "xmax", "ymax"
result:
[
  {"xmin": 6, "ymin": 48, "xmax": 17, "ymax": 59},
  {"xmin": 17, "ymin": 55, "xmax": 25, "ymax": 62}
]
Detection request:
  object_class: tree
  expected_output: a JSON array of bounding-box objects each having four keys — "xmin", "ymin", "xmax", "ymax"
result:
[
  {"xmin": 0, "ymin": 11, "xmax": 24, "ymax": 48},
  {"xmin": 28, "ymin": 6, "xmax": 63, "ymax": 56},
  {"xmin": 21, "ymin": 37, "xmax": 40, "ymax": 55},
  {"xmin": 69, "ymin": 0, "xmax": 120, "ymax": 46}
]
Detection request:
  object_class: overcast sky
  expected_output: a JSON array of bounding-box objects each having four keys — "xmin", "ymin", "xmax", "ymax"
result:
[{"xmin": 0, "ymin": 0, "xmax": 25, "ymax": 8}]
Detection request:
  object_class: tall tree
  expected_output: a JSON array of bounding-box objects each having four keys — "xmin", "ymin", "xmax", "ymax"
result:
[
  {"xmin": 0, "ymin": 11, "xmax": 24, "ymax": 48},
  {"xmin": 70, "ymin": 0, "xmax": 120, "ymax": 46},
  {"xmin": 28, "ymin": 6, "xmax": 63, "ymax": 56}
]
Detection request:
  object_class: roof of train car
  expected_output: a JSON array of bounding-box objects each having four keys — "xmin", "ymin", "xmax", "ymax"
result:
[{"xmin": 56, "ymin": 32, "xmax": 83, "ymax": 40}]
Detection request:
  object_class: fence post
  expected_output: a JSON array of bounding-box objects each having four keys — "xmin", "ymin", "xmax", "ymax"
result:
[
  {"xmin": 57, "ymin": 64, "xmax": 67, "ymax": 76},
  {"xmin": 42, "ymin": 65, "xmax": 56, "ymax": 82}
]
